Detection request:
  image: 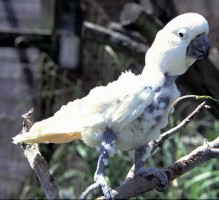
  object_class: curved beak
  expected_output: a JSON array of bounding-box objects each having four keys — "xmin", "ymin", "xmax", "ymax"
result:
[{"xmin": 186, "ymin": 33, "xmax": 210, "ymax": 59}]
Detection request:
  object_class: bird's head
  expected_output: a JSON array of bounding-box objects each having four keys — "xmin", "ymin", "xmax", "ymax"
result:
[{"xmin": 145, "ymin": 13, "xmax": 209, "ymax": 76}]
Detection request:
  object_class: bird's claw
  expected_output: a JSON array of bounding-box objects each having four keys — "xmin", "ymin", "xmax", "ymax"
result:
[
  {"xmin": 136, "ymin": 167, "xmax": 168, "ymax": 192},
  {"xmin": 98, "ymin": 179, "xmax": 114, "ymax": 200},
  {"xmin": 79, "ymin": 181, "xmax": 114, "ymax": 200},
  {"xmin": 103, "ymin": 188, "xmax": 114, "ymax": 200}
]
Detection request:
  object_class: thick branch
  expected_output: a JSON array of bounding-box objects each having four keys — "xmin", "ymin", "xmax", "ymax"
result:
[
  {"xmin": 109, "ymin": 22, "xmax": 148, "ymax": 44},
  {"xmin": 82, "ymin": 21, "xmax": 148, "ymax": 60},
  {"xmin": 20, "ymin": 109, "xmax": 60, "ymax": 200}
]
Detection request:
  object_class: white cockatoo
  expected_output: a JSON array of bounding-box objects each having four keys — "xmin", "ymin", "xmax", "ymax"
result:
[{"xmin": 13, "ymin": 13, "xmax": 209, "ymax": 199}]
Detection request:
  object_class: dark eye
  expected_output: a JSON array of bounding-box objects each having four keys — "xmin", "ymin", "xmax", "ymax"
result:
[
  {"xmin": 178, "ymin": 32, "xmax": 184, "ymax": 38},
  {"xmin": 177, "ymin": 29, "xmax": 188, "ymax": 39}
]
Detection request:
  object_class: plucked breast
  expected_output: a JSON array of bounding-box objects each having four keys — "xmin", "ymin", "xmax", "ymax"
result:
[{"xmin": 116, "ymin": 75, "xmax": 180, "ymax": 151}]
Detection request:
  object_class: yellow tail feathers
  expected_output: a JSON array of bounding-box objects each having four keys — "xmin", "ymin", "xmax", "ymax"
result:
[{"xmin": 12, "ymin": 131, "xmax": 82, "ymax": 144}]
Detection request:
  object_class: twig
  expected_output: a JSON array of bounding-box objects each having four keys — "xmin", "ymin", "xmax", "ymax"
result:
[
  {"xmin": 151, "ymin": 101, "xmax": 209, "ymax": 154},
  {"xmin": 19, "ymin": 109, "xmax": 60, "ymax": 200},
  {"xmin": 167, "ymin": 95, "xmax": 219, "ymax": 125}
]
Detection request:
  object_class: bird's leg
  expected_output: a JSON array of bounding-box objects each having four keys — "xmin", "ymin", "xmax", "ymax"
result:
[
  {"xmin": 80, "ymin": 129, "xmax": 116, "ymax": 200},
  {"xmin": 134, "ymin": 145, "xmax": 169, "ymax": 192},
  {"xmin": 94, "ymin": 130, "xmax": 116, "ymax": 199}
]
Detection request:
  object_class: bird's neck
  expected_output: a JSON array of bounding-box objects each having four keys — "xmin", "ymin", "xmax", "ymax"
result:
[
  {"xmin": 164, "ymin": 73, "xmax": 178, "ymax": 86},
  {"xmin": 141, "ymin": 66, "xmax": 178, "ymax": 88}
]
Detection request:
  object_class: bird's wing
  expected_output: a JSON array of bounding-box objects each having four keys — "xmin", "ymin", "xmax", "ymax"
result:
[
  {"xmin": 80, "ymin": 71, "xmax": 155, "ymax": 131},
  {"xmin": 100, "ymin": 85, "xmax": 154, "ymax": 131}
]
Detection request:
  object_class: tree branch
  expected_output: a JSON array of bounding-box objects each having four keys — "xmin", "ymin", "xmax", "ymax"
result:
[
  {"xmin": 82, "ymin": 21, "xmax": 148, "ymax": 60},
  {"xmin": 151, "ymin": 101, "xmax": 209, "ymax": 154},
  {"xmin": 19, "ymin": 109, "xmax": 60, "ymax": 200}
]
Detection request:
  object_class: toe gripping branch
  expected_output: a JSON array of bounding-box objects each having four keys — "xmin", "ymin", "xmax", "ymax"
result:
[
  {"xmin": 133, "ymin": 145, "xmax": 169, "ymax": 192},
  {"xmin": 80, "ymin": 129, "xmax": 116, "ymax": 200}
]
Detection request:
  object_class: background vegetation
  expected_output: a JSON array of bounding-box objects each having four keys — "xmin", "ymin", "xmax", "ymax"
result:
[{"xmin": 17, "ymin": 0, "xmax": 219, "ymax": 199}]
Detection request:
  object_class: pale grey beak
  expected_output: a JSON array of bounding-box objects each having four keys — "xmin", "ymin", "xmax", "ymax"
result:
[{"xmin": 187, "ymin": 33, "xmax": 210, "ymax": 59}]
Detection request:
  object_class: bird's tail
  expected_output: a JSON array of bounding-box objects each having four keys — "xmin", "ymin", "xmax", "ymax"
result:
[
  {"xmin": 12, "ymin": 131, "xmax": 82, "ymax": 144},
  {"xmin": 12, "ymin": 117, "xmax": 82, "ymax": 144}
]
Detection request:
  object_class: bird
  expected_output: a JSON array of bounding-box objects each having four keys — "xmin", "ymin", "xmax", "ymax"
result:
[{"xmin": 13, "ymin": 13, "xmax": 209, "ymax": 199}]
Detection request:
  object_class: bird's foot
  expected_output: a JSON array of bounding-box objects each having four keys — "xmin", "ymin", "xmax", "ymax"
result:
[
  {"xmin": 79, "ymin": 182, "xmax": 114, "ymax": 200},
  {"xmin": 95, "ymin": 175, "xmax": 114, "ymax": 200},
  {"xmin": 101, "ymin": 184, "xmax": 114, "ymax": 200},
  {"xmin": 79, "ymin": 182, "xmax": 99, "ymax": 199},
  {"xmin": 79, "ymin": 177, "xmax": 114, "ymax": 200},
  {"xmin": 135, "ymin": 167, "xmax": 168, "ymax": 192}
]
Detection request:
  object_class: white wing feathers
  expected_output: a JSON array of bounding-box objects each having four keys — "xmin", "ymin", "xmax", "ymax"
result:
[
  {"xmin": 101, "ymin": 86, "xmax": 154, "ymax": 131},
  {"xmin": 79, "ymin": 71, "xmax": 155, "ymax": 132}
]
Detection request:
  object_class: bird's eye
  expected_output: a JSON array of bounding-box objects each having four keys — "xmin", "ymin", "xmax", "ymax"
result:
[
  {"xmin": 178, "ymin": 32, "xmax": 184, "ymax": 37},
  {"xmin": 177, "ymin": 29, "xmax": 188, "ymax": 39}
]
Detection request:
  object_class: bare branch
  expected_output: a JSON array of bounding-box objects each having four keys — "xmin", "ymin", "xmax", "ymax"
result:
[
  {"xmin": 82, "ymin": 21, "xmax": 148, "ymax": 60},
  {"xmin": 19, "ymin": 109, "xmax": 60, "ymax": 200},
  {"xmin": 152, "ymin": 101, "xmax": 208, "ymax": 153},
  {"xmin": 164, "ymin": 139, "xmax": 219, "ymax": 181}
]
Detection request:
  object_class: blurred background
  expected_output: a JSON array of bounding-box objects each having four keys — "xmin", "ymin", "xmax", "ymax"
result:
[{"xmin": 1, "ymin": 0, "xmax": 219, "ymax": 199}]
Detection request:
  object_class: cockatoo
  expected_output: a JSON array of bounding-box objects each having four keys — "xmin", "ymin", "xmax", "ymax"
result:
[{"xmin": 13, "ymin": 13, "xmax": 209, "ymax": 199}]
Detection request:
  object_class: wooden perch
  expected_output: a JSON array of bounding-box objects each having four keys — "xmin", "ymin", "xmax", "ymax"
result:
[
  {"xmin": 20, "ymin": 109, "xmax": 60, "ymax": 200},
  {"xmin": 82, "ymin": 21, "xmax": 148, "ymax": 60}
]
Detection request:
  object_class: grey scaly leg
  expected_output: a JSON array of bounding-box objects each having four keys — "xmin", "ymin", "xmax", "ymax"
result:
[
  {"xmin": 134, "ymin": 145, "xmax": 168, "ymax": 192},
  {"xmin": 80, "ymin": 129, "xmax": 116, "ymax": 199}
]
